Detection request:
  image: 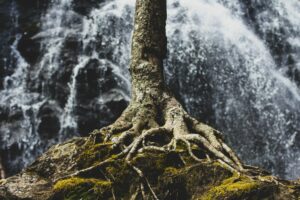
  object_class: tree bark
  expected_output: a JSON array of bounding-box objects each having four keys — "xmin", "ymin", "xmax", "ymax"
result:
[{"xmin": 130, "ymin": 0, "xmax": 166, "ymax": 104}]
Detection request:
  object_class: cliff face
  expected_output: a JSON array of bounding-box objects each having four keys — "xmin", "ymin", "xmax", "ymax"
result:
[{"xmin": 0, "ymin": 134, "xmax": 299, "ymax": 200}]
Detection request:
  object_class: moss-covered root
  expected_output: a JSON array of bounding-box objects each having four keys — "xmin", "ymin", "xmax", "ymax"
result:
[
  {"xmin": 90, "ymin": 95, "xmax": 243, "ymax": 170},
  {"xmin": 60, "ymin": 0, "xmax": 244, "ymax": 196},
  {"xmin": 72, "ymin": 0, "xmax": 244, "ymax": 179},
  {"xmin": 66, "ymin": 95, "xmax": 241, "ymax": 188}
]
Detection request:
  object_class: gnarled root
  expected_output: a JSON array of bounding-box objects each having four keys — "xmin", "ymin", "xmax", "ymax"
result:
[
  {"xmin": 92, "ymin": 93, "xmax": 244, "ymax": 172},
  {"xmin": 64, "ymin": 93, "xmax": 244, "ymax": 199}
]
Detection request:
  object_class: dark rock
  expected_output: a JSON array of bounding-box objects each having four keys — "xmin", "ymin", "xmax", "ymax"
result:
[
  {"xmin": 0, "ymin": 1, "xmax": 17, "ymax": 91},
  {"xmin": 75, "ymin": 59, "xmax": 128, "ymax": 136},
  {"xmin": 76, "ymin": 59, "xmax": 104, "ymax": 100},
  {"xmin": 73, "ymin": 0, "xmax": 104, "ymax": 15},
  {"xmin": 16, "ymin": 0, "xmax": 48, "ymax": 65},
  {"xmin": 76, "ymin": 97, "xmax": 127, "ymax": 136},
  {"xmin": 37, "ymin": 103, "xmax": 61, "ymax": 140},
  {"xmin": 0, "ymin": 107, "xmax": 8, "ymax": 122},
  {"xmin": 7, "ymin": 105, "xmax": 23, "ymax": 122},
  {"xmin": 0, "ymin": 143, "xmax": 23, "ymax": 177}
]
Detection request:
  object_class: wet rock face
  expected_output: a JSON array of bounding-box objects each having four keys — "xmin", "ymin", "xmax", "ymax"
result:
[
  {"xmin": 41, "ymin": 35, "xmax": 81, "ymax": 107},
  {"xmin": 0, "ymin": 0, "xmax": 129, "ymax": 176},
  {"xmin": 37, "ymin": 103, "xmax": 61, "ymax": 140},
  {"xmin": 73, "ymin": 0, "xmax": 103, "ymax": 15},
  {"xmin": 75, "ymin": 59, "xmax": 128, "ymax": 135},
  {"xmin": 0, "ymin": 0, "xmax": 50, "ymax": 176},
  {"xmin": 17, "ymin": 2, "xmax": 46, "ymax": 65},
  {"xmin": 0, "ymin": 1, "xmax": 16, "ymax": 90},
  {"xmin": 0, "ymin": 105, "xmax": 25, "ymax": 175}
]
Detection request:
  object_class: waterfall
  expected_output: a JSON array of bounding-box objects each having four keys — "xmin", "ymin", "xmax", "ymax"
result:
[
  {"xmin": 60, "ymin": 0, "xmax": 132, "ymax": 137},
  {"xmin": 165, "ymin": 0, "xmax": 300, "ymax": 179},
  {"xmin": 0, "ymin": 0, "xmax": 132, "ymax": 175},
  {"xmin": 0, "ymin": 1, "xmax": 45, "ymax": 172},
  {"xmin": 0, "ymin": 0, "xmax": 300, "ymax": 179},
  {"xmin": 33, "ymin": 0, "xmax": 75, "ymax": 77}
]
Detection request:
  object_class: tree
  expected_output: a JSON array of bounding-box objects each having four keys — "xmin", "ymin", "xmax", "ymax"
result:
[
  {"xmin": 86, "ymin": 0, "xmax": 243, "ymax": 172},
  {"xmin": 1, "ymin": 1, "xmax": 300, "ymax": 199}
]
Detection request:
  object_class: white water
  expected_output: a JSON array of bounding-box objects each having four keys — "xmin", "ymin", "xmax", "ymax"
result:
[
  {"xmin": 81, "ymin": 3, "xmax": 132, "ymax": 98},
  {"xmin": 0, "ymin": 2, "xmax": 45, "ymax": 168},
  {"xmin": 60, "ymin": 57, "xmax": 89, "ymax": 133},
  {"xmin": 1, "ymin": 0, "xmax": 300, "ymax": 179},
  {"xmin": 98, "ymin": 0, "xmax": 300, "ymax": 179},
  {"xmin": 33, "ymin": 0, "xmax": 76, "ymax": 78},
  {"xmin": 165, "ymin": 0, "xmax": 300, "ymax": 179},
  {"xmin": 60, "ymin": 1, "xmax": 132, "ymax": 136}
]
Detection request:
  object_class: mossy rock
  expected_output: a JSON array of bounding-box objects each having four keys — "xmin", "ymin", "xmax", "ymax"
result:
[
  {"xmin": 199, "ymin": 174, "xmax": 277, "ymax": 200},
  {"xmin": 0, "ymin": 135, "xmax": 299, "ymax": 200},
  {"xmin": 51, "ymin": 177, "xmax": 111, "ymax": 200},
  {"xmin": 76, "ymin": 141, "xmax": 113, "ymax": 168}
]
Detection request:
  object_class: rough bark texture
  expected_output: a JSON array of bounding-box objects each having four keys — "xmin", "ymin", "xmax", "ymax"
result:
[
  {"xmin": 0, "ymin": 0, "xmax": 299, "ymax": 199},
  {"xmin": 131, "ymin": 0, "xmax": 166, "ymax": 100}
]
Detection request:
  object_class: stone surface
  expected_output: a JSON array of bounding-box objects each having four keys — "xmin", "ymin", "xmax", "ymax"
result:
[{"xmin": 0, "ymin": 133, "xmax": 299, "ymax": 200}]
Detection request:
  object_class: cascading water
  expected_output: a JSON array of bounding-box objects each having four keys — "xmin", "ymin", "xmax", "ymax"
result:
[
  {"xmin": 0, "ymin": 0, "xmax": 299, "ymax": 180},
  {"xmin": 0, "ymin": 0, "xmax": 131, "ymax": 176},
  {"xmin": 165, "ymin": 0, "xmax": 300, "ymax": 179}
]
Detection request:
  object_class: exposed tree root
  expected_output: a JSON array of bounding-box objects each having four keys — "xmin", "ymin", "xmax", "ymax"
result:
[
  {"xmin": 129, "ymin": 162, "xmax": 159, "ymax": 200},
  {"xmin": 96, "ymin": 93, "xmax": 244, "ymax": 172},
  {"xmin": 130, "ymin": 187, "xmax": 140, "ymax": 200},
  {"xmin": 58, "ymin": 94, "xmax": 246, "ymax": 200},
  {"xmin": 68, "ymin": 93, "xmax": 243, "ymax": 175}
]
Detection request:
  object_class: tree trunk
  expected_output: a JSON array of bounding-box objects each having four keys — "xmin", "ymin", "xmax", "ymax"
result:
[
  {"xmin": 96, "ymin": 0, "xmax": 244, "ymax": 171},
  {"xmin": 130, "ymin": 0, "xmax": 166, "ymax": 103},
  {"xmin": 2, "ymin": 1, "xmax": 299, "ymax": 199},
  {"xmin": 48, "ymin": 0, "xmax": 244, "ymax": 189}
]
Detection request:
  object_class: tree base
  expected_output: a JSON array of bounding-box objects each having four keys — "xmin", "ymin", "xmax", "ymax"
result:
[
  {"xmin": 92, "ymin": 92, "xmax": 243, "ymax": 172},
  {"xmin": 1, "ymin": 93, "xmax": 299, "ymax": 200},
  {"xmin": 0, "ymin": 123, "xmax": 299, "ymax": 199},
  {"xmin": 51, "ymin": 92, "xmax": 251, "ymax": 199}
]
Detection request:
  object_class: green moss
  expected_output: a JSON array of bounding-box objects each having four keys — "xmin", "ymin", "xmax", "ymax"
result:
[
  {"xmin": 53, "ymin": 177, "xmax": 111, "ymax": 200},
  {"xmin": 77, "ymin": 141, "xmax": 113, "ymax": 168},
  {"xmin": 164, "ymin": 167, "xmax": 181, "ymax": 175},
  {"xmin": 200, "ymin": 174, "xmax": 262, "ymax": 200},
  {"xmin": 54, "ymin": 177, "xmax": 111, "ymax": 191}
]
